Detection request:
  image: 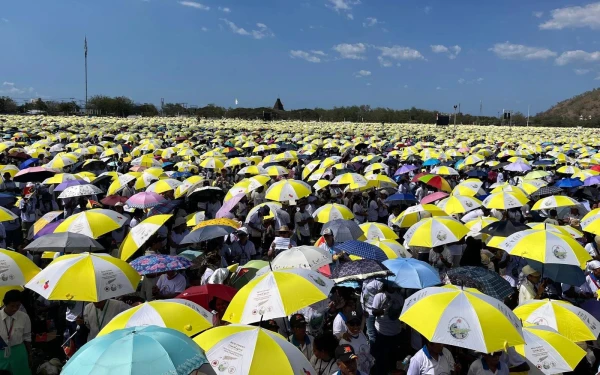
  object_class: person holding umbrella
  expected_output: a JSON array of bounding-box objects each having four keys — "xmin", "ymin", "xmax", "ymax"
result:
[
  {"xmin": 407, "ymin": 340, "xmax": 458, "ymax": 375},
  {"xmin": 518, "ymin": 265, "xmax": 546, "ymax": 304}
]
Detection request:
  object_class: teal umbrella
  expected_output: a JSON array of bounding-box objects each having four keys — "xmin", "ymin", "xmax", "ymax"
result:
[
  {"xmin": 62, "ymin": 326, "xmax": 214, "ymax": 375},
  {"xmin": 179, "ymin": 249, "xmax": 204, "ymax": 261}
]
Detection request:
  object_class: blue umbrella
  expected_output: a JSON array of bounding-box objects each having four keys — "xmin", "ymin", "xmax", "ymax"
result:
[
  {"xmin": 336, "ymin": 240, "xmax": 388, "ymax": 262},
  {"xmin": 385, "ymin": 193, "xmax": 417, "ymax": 204},
  {"xmin": 19, "ymin": 158, "xmax": 39, "ymax": 170},
  {"xmin": 527, "ymin": 259, "xmax": 585, "ymax": 286},
  {"xmin": 467, "ymin": 170, "xmax": 487, "ymax": 178},
  {"xmin": 61, "ymin": 326, "xmax": 213, "ymax": 375},
  {"xmin": 394, "ymin": 164, "xmax": 417, "ymax": 176},
  {"xmin": 383, "ymin": 258, "xmax": 440, "ymax": 289},
  {"xmin": 171, "ymin": 172, "xmax": 192, "ymax": 179},
  {"xmin": 533, "ymin": 159, "xmax": 555, "ymax": 166},
  {"xmin": 0, "ymin": 193, "xmax": 17, "ymax": 206},
  {"xmin": 554, "ymin": 178, "xmax": 583, "ymax": 188},
  {"xmin": 422, "ymin": 158, "xmax": 440, "ymax": 167}
]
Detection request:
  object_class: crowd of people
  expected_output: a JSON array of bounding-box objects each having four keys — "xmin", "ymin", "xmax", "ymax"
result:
[{"xmin": 0, "ymin": 117, "xmax": 599, "ymax": 375}]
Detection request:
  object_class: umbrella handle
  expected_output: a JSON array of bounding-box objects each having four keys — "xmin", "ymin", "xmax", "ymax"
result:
[{"xmin": 61, "ymin": 326, "xmax": 80, "ymax": 348}]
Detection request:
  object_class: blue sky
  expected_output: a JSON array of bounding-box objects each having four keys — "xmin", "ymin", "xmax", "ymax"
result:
[{"xmin": 1, "ymin": 0, "xmax": 600, "ymax": 116}]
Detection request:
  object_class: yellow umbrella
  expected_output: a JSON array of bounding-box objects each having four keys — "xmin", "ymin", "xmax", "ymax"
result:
[
  {"xmin": 359, "ymin": 222, "xmax": 398, "ymax": 240},
  {"xmin": 311, "ymin": 203, "xmax": 354, "ymax": 223},
  {"xmin": 393, "ymin": 204, "xmax": 447, "ymax": 228},
  {"xmin": 120, "ymin": 215, "xmax": 173, "ymax": 261}
]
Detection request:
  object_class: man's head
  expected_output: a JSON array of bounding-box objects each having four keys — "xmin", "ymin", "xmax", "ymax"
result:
[
  {"xmin": 237, "ymin": 227, "xmax": 249, "ymax": 243},
  {"xmin": 322, "ymin": 228, "xmax": 334, "ymax": 246},
  {"xmin": 346, "ymin": 310, "xmax": 362, "ymax": 335},
  {"xmin": 522, "ymin": 265, "xmax": 541, "ymax": 284},
  {"xmin": 549, "ymin": 209, "xmax": 557, "ymax": 218},
  {"xmin": 290, "ymin": 313, "xmax": 307, "ymax": 338},
  {"xmin": 166, "ymin": 270, "xmax": 178, "ymax": 279},
  {"xmin": 426, "ymin": 341, "xmax": 445, "ymax": 355},
  {"xmin": 259, "ymin": 206, "xmax": 270, "ymax": 217},
  {"xmin": 2, "ymin": 172, "xmax": 10, "ymax": 181},
  {"xmin": 3, "ymin": 290, "xmax": 22, "ymax": 316},
  {"xmin": 589, "ymin": 261, "xmax": 600, "ymax": 278},
  {"xmin": 335, "ymin": 344, "xmax": 359, "ymax": 375},
  {"xmin": 277, "ymin": 226, "xmax": 292, "ymax": 238},
  {"xmin": 482, "ymin": 351, "xmax": 503, "ymax": 367}
]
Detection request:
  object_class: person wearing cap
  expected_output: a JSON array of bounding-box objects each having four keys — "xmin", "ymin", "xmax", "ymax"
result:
[
  {"xmin": 268, "ymin": 225, "xmax": 297, "ymax": 257},
  {"xmin": 584, "ymin": 234, "xmax": 600, "ymax": 261},
  {"xmin": 257, "ymin": 319, "xmax": 279, "ymax": 333},
  {"xmin": 320, "ymin": 228, "xmax": 348, "ymax": 270},
  {"xmin": 518, "ymin": 265, "xmax": 546, "ymax": 304},
  {"xmin": 407, "ymin": 340, "xmax": 457, "ymax": 375},
  {"xmin": 339, "ymin": 310, "xmax": 373, "ymax": 375},
  {"xmin": 352, "ymin": 195, "xmax": 367, "ymax": 224},
  {"xmin": 467, "ymin": 351, "xmax": 508, "ymax": 375},
  {"xmin": 334, "ymin": 344, "xmax": 368, "ymax": 375},
  {"xmin": 294, "ymin": 201, "xmax": 312, "ymax": 246},
  {"xmin": 168, "ymin": 217, "xmax": 190, "ymax": 255},
  {"xmin": 586, "ymin": 260, "xmax": 600, "ymax": 296},
  {"xmin": 247, "ymin": 205, "xmax": 270, "ymax": 253},
  {"xmin": 333, "ymin": 299, "xmax": 357, "ymax": 339},
  {"xmin": 230, "ymin": 227, "xmax": 256, "ymax": 265},
  {"xmin": 310, "ymin": 333, "xmax": 340, "ymax": 375},
  {"xmin": 289, "ymin": 313, "xmax": 314, "ymax": 360}
]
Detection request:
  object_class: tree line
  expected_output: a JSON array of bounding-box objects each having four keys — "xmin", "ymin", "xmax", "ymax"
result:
[{"xmin": 0, "ymin": 95, "xmax": 596, "ymax": 127}]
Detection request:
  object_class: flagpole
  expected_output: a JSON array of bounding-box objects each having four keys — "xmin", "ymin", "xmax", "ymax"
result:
[{"xmin": 84, "ymin": 36, "xmax": 88, "ymax": 110}]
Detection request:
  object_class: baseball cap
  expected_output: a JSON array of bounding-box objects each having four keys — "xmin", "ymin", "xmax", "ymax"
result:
[
  {"xmin": 589, "ymin": 260, "xmax": 600, "ymax": 271},
  {"xmin": 322, "ymin": 228, "xmax": 333, "ymax": 236},
  {"xmin": 290, "ymin": 313, "xmax": 307, "ymax": 328},
  {"xmin": 346, "ymin": 310, "xmax": 362, "ymax": 325},
  {"xmin": 335, "ymin": 344, "xmax": 358, "ymax": 362},
  {"xmin": 236, "ymin": 227, "xmax": 249, "ymax": 236},
  {"xmin": 522, "ymin": 265, "xmax": 540, "ymax": 277}
]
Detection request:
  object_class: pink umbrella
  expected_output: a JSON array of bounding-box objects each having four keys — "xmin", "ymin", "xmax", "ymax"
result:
[
  {"xmin": 217, "ymin": 193, "xmax": 245, "ymax": 218},
  {"xmin": 14, "ymin": 167, "xmax": 57, "ymax": 183},
  {"xmin": 420, "ymin": 192, "xmax": 449, "ymax": 204},
  {"xmin": 126, "ymin": 191, "xmax": 166, "ymax": 209}
]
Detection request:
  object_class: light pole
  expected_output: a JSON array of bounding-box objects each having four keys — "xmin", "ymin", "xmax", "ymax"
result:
[{"xmin": 453, "ymin": 105, "xmax": 458, "ymax": 136}]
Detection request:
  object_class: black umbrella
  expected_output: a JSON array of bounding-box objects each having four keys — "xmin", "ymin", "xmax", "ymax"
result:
[
  {"xmin": 445, "ymin": 266, "xmax": 514, "ymax": 300},
  {"xmin": 187, "ymin": 186, "xmax": 225, "ymax": 202},
  {"xmin": 530, "ymin": 186, "xmax": 563, "ymax": 198},
  {"xmin": 13, "ymin": 168, "xmax": 57, "ymax": 183},
  {"xmin": 181, "ymin": 225, "xmax": 237, "ymax": 244},
  {"xmin": 480, "ymin": 220, "xmax": 529, "ymax": 237},
  {"xmin": 321, "ymin": 219, "xmax": 364, "ymax": 242},
  {"xmin": 331, "ymin": 259, "xmax": 392, "ymax": 283},
  {"xmin": 24, "ymin": 232, "xmax": 105, "ymax": 253}
]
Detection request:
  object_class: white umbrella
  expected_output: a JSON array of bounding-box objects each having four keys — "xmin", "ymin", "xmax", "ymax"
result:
[
  {"xmin": 260, "ymin": 246, "xmax": 332, "ymax": 273},
  {"xmin": 58, "ymin": 184, "xmax": 103, "ymax": 199}
]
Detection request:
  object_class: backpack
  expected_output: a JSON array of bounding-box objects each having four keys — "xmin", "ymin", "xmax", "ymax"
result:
[{"xmin": 384, "ymin": 294, "xmax": 403, "ymax": 320}]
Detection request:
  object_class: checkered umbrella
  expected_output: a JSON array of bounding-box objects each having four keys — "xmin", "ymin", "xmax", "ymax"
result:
[
  {"xmin": 445, "ymin": 266, "xmax": 514, "ymax": 301},
  {"xmin": 336, "ymin": 240, "xmax": 388, "ymax": 262},
  {"xmin": 330, "ymin": 259, "xmax": 392, "ymax": 283}
]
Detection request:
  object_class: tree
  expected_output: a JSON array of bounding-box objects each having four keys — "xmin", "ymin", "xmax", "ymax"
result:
[{"xmin": 0, "ymin": 97, "xmax": 17, "ymax": 113}]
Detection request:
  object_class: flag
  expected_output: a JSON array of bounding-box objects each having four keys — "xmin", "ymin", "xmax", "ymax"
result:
[
  {"xmin": 235, "ymin": 98, "xmax": 238, "ymax": 105},
  {"xmin": 84, "ymin": 37, "xmax": 88, "ymax": 58}
]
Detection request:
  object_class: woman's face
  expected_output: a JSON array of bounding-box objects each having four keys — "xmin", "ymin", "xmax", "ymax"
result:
[{"xmin": 215, "ymin": 298, "xmax": 229, "ymax": 314}]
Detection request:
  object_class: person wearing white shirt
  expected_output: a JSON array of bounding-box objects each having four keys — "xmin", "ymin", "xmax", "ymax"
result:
[
  {"xmin": 0, "ymin": 290, "xmax": 32, "ymax": 375},
  {"xmin": 366, "ymin": 192, "xmax": 379, "ymax": 222},
  {"xmin": 310, "ymin": 333, "xmax": 340, "ymax": 375},
  {"xmin": 155, "ymin": 271, "xmax": 187, "ymax": 299},
  {"xmin": 288, "ymin": 314, "xmax": 314, "ymax": 360},
  {"xmin": 333, "ymin": 300, "xmax": 356, "ymax": 339},
  {"xmin": 496, "ymin": 172, "xmax": 505, "ymax": 184},
  {"xmin": 206, "ymin": 198, "xmax": 222, "ymax": 219},
  {"xmin": 339, "ymin": 312, "xmax": 374, "ymax": 375},
  {"xmin": 372, "ymin": 287, "xmax": 404, "ymax": 375},
  {"xmin": 467, "ymin": 352, "xmax": 509, "ymax": 375},
  {"xmin": 518, "ymin": 265, "xmax": 544, "ymax": 305},
  {"xmin": 429, "ymin": 246, "xmax": 453, "ymax": 274},
  {"xmin": 408, "ymin": 342, "xmax": 456, "ymax": 375},
  {"xmin": 294, "ymin": 203, "xmax": 312, "ymax": 245},
  {"xmin": 352, "ymin": 199, "xmax": 367, "ymax": 224},
  {"xmin": 250, "ymin": 188, "xmax": 266, "ymax": 206},
  {"xmin": 80, "ymin": 299, "xmax": 131, "ymax": 342}
]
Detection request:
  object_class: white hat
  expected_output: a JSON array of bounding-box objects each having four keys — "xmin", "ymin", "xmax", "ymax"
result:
[
  {"xmin": 588, "ymin": 260, "xmax": 600, "ymax": 271},
  {"xmin": 522, "ymin": 265, "xmax": 541, "ymax": 277}
]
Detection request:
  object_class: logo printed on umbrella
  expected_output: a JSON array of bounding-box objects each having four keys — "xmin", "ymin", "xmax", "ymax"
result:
[
  {"xmin": 465, "ymin": 201, "xmax": 473, "ymax": 208},
  {"xmin": 448, "ymin": 316, "xmax": 470, "ymax": 340},
  {"xmin": 309, "ymin": 274, "xmax": 326, "ymax": 287},
  {"xmin": 551, "ymin": 245, "xmax": 567, "ymax": 259},
  {"xmin": 43, "ymin": 280, "xmax": 50, "ymax": 290},
  {"xmin": 436, "ymin": 231, "xmax": 447, "ymax": 241},
  {"xmin": 531, "ymin": 317, "xmax": 549, "ymax": 326},
  {"xmin": 544, "ymin": 200, "xmax": 552, "ymax": 207}
]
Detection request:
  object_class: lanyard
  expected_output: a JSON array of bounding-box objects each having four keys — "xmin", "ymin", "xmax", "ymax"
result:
[
  {"xmin": 591, "ymin": 274, "xmax": 600, "ymax": 290},
  {"xmin": 4, "ymin": 318, "xmax": 13, "ymax": 341},
  {"xmin": 316, "ymin": 358, "xmax": 334, "ymax": 375},
  {"xmin": 96, "ymin": 301, "xmax": 110, "ymax": 331}
]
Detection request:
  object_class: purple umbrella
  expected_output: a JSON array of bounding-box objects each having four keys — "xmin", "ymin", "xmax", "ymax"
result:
[
  {"xmin": 217, "ymin": 193, "xmax": 244, "ymax": 218},
  {"xmin": 503, "ymin": 161, "xmax": 531, "ymax": 172},
  {"xmin": 394, "ymin": 164, "xmax": 417, "ymax": 176},
  {"xmin": 584, "ymin": 175, "xmax": 600, "ymax": 186},
  {"xmin": 33, "ymin": 219, "xmax": 64, "ymax": 239},
  {"xmin": 54, "ymin": 179, "xmax": 89, "ymax": 192}
]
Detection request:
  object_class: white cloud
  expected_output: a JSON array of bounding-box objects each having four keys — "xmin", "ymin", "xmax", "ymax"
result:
[
  {"xmin": 218, "ymin": 7, "xmax": 231, "ymax": 13},
  {"xmin": 326, "ymin": 0, "xmax": 360, "ymax": 19},
  {"xmin": 0, "ymin": 82, "xmax": 34, "ymax": 96},
  {"xmin": 431, "ymin": 44, "xmax": 461, "ymax": 59},
  {"xmin": 477, "ymin": 77, "xmax": 484, "ymax": 83},
  {"xmin": 378, "ymin": 56, "xmax": 393, "ymax": 67},
  {"xmin": 464, "ymin": 67, "xmax": 476, "ymax": 72},
  {"xmin": 533, "ymin": 11, "xmax": 543, "ymax": 18},
  {"xmin": 220, "ymin": 19, "xmax": 274, "ymax": 39},
  {"xmin": 366, "ymin": 82, "xmax": 371, "ymax": 86},
  {"xmin": 489, "ymin": 42, "xmax": 557, "ymax": 60},
  {"xmin": 458, "ymin": 77, "xmax": 483, "ymax": 85},
  {"xmin": 555, "ymin": 50, "xmax": 600, "ymax": 65},
  {"xmin": 378, "ymin": 45, "xmax": 425, "ymax": 61},
  {"xmin": 201, "ymin": 27, "xmax": 208, "ymax": 32},
  {"xmin": 458, "ymin": 78, "xmax": 466, "ymax": 84},
  {"xmin": 354, "ymin": 70, "xmax": 371, "ymax": 78},
  {"xmin": 540, "ymin": 2, "xmax": 600, "ymax": 30},
  {"xmin": 179, "ymin": 1, "xmax": 209, "ymax": 10},
  {"xmin": 574, "ymin": 68, "xmax": 591, "ymax": 75},
  {"xmin": 404, "ymin": 84, "xmax": 409, "ymax": 88},
  {"xmin": 363, "ymin": 17, "xmax": 379, "ymax": 27},
  {"xmin": 1, "ymin": 18, "xmax": 8, "ymax": 23},
  {"xmin": 424, "ymin": 6, "xmax": 432, "ymax": 14},
  {"xmin": 290, "ymin": 50, "xmax": 322, "ymax": 63},
  {"xmin": 311, "ymin": 50, "xmax": 327, "ymax": 56},
  {"xmin": 332, "ymin": 43, "xmax": 367, "ymax": 59},
  {"xmin": 436, "ymin": 86, "xmax": 443, "ymax": 90}
]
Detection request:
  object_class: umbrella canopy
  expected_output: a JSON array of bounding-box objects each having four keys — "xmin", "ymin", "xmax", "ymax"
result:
[
  {"xmin": 119, "ymin": 214, "xmax": 173, "ymax": 261},
  {"xmin": 514, "ymin": 299, "xmax": 600, "ymax": 342},
  {"xmin": 383, "ymin": 258, "xmax": 440, "ymax": 289},
  {"xmin": 312, "ymin": 203, "xmax": 354, "ymax": 223},
  {"xmin": 268, "ymin": 246, "xmax": 332, "ymax": 271},
  {"xmin": 359, "ymin": 222, "xmax": 398, "ymax": 240},
  {"xmin": 55, "ymin": 209, "xmax": 128, "ymax": 238},
  {"xmin": 62, "ymin": 326, "xmax": 212, "ymax": 375},
  {"xmin": 57, "ymin": 184, "xmax": 103, "ymax": 199},
  {"xmin": 100, "ymin": 195, "xmax": 129, "ymax": 206},
  {"xmin": 130, "ymin": 254, "xmax": 192, "ymax": 275},
  {"xmin": 26, "ymin": 252, "xmax": 141, "ymax": 302},
  {"xmin": 176, "ymin": 284, "xmax": 238, "ymax": 311},
  {"xmin": 320, "ymin": 219, "xmax": 364, "ymax": 242},
  {"xmin": 98, "ymin": 299, "xmax": 213, "ymax": 337},
  {"xmin": 385, "ymin": 193, "xmax": 417, "ymax": 204},
  {"xmin": 365, "ymin": 239, "xmax": 412, "ymax": 259},
  {"xmin": 480, "ymin": 220, "xmax": 529, "ymax": 237},
  {"xmin": 514, "ymin": 324, "xmax": 586, "ymax": 375},
  {"xmin": 420, "ymin": 191, "xmax": 449, "ymax": 205},
  {"xmin": 463, "ymin": 216, "xmax": 499, "ymax": 232},
  {"xmin": 13, "ymin": 166, "xmax": 56, "ymax": 183},
  {"xmin": 404, "ymin": 217, "xmax": 469, "ymax": 247},
  {"xmin": 126, "ymin": 191, "xmax": 167, "ymax": 209},
  {"xmin": 223, "ymin": 268, "xmax": 333, "ymax": 324},
  {"xmin": 24, "ymin": 232, "xmax": 105, "ymax": 253},
  {"xmin": 437, "ymin": 195, "xmax": 482, "ymax": 214},
  {"xmin": 330, "ymin": 259, "xmax": 392, "ymax": 283},
  {"xmin": 194, "ymin": 325, "xmax": 314, "ymax": 375},
  {"xmin": 482, "ymin": 191, "xmax": 529, "ymax": 209},
  {"xmin": 531, "ymin": 195, "xmax": 579, "ymax": 211},
  {"xmin": 445, "ymin": 266, "xmax": 514, "ymax": 301},
  {"xmin": 0, "ymin": 206, "xmax": 18, "ymax": 223},
  {"xmin": 0, "ymin": 249, "xmax": 40, "ymax": 286},
  {"xmin": 401, "ymin": 285, "xmax": 524, "ymax": 352},
  {"xmin": 54, "ymin": 179, "xmax": 89, "ymax": 192},
  {"xmin": 393, "ymin": 204, "xmax": 448, "ymax": 228},
  {"xmin": 264, "ymin": 179, "xmax": 311, "ymax": 202},
  {"xmin": 336, "ymin": 240, "xmax": 389, "ymax": 262}
]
